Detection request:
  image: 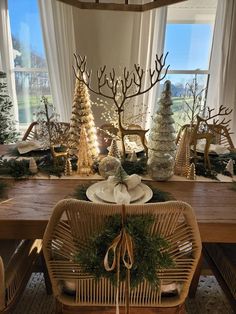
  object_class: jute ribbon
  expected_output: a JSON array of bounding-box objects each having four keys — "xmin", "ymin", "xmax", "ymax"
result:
[{"xmin": 104, "ymin": 205, "xmax": 134, "ymax": 314}]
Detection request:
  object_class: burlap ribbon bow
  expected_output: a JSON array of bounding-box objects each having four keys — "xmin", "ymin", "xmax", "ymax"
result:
[{"xmin": 104, "ymin": 205, "xmax": 134, "ymax": 314}]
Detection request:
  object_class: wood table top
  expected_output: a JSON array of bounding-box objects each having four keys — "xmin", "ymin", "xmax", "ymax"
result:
[{"xmin": 0, "ymin": 179, "xmax": 235, "ymax": 242}]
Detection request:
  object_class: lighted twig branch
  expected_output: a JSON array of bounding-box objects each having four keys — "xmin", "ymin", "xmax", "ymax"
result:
[{"xmin": 73, "ymin": 53, "xmax": 169, "ymax": 157}]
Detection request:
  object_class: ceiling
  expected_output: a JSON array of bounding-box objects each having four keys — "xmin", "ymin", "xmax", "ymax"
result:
[{"xmin": 57, "ymin": 0, "xmax": 188, "ymax": 12}]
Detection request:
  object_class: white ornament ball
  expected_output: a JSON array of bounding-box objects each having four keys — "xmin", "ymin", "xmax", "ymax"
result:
[{"xmin": 98, "ymin": 156, "xmax": 121, "ymax": 179}]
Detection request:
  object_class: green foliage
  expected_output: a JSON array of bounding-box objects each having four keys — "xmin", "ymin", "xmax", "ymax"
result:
[
  {"xmin": 37, "ymin": 153, "xmax": 65, "ymax": 177},
  {"xmin": 195, "ymin": 152, "xmax": 236, "ymax": 179},
  {"xmin": 73, "ymin": 184, "xmax": 90, "ymax": 201},
  {"xmin": 195, "ymin": 161, "xmax": 218, "ymax": 180},
  {"xmin": 122, "ymin": 157, "xmax": 147, "ymax": 175},
  {"xmin": 0, "ymin": 157, "xmax": 31, "ymax": 179},
  {"xmin": 75, "ymin": 214, "xmax": 174, "ymax": 288},
  {"xmin": 113, "ymin": 165, "xmax": 128, "ymax": 184},
  {"xmin": 0, "ymin": 71, "xmax": 19, "ymax": 144},
  {"xmin": 146, "ymin": 185, "xmax": 175, "ymax": 203}
]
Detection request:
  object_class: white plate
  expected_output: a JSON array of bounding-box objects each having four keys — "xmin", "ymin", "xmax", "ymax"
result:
[
  {"xmin": 86, "ymin": 182, "xmax": 153, "ymax": 204},
  {"xmin": 96, "ymin": 183, "xmax": 145, "ymax": 203}
]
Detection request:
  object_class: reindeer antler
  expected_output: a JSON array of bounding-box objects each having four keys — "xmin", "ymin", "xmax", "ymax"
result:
[
  {"xmin": 205, "ymin": 105, "xmax": 232, "ymax": 127},
  {"xmin": 73, "ymin": 53, "xmax": 169, "ymax": 110}
]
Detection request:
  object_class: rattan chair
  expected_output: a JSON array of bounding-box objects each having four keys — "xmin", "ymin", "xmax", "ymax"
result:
[
  {"xmin": 0, "ymin": 239, "xmax": 42, "ymax": 313},
  {"xmin": 22, "ymin": 121, "xmax": 70, "ymax": 144},
  {"xmin": 43, "ymin": 199, "xmax": 201, "ymax": 314}
]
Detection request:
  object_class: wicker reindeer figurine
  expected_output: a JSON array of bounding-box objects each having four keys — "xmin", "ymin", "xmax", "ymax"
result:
[{"xmin": 176, "ymin": 105, "xmax": 234, "ymax": 169}]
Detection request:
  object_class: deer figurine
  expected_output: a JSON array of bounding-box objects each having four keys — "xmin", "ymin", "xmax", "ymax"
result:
[
  {"xmin": 177, "ymin": 105, "xmax": 233, "ymax": 168},
  {"xmin": 73, "ymin": 53, "xmax": 169, "ymax": 158},
  {"xmin": 117, "ymin": 107, "xmax": 149, "ymax": 157}
]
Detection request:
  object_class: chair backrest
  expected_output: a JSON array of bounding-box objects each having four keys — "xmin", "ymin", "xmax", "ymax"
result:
[
  {"xmin": 22, "ymin": 121, "xmax": 70, "ymax": 146},
  {"xmin": 0, "ymin": 239, "xmax": 42, "ymax": 313},
  {"xmin": 43, "ymin": 199, "xmax": 201, "ymax": 308}
]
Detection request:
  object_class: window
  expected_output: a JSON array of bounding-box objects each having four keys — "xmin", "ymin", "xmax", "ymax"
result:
[
  {"xmin": 163, "ymin": 0, "xmax": 218, "ymax": 128},
  {"xmin": 8, "ymin": 0, "xmax": 51, "ymax": 125}
]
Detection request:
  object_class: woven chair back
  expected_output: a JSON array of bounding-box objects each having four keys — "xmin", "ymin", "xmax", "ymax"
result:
[{"xmin": 43, "ymin": 199, "xmax": 201, "ymax": 308}]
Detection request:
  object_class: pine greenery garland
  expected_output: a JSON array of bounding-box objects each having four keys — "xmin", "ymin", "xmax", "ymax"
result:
[
  {"xmin": 37, "ymin": 153, "xmax": 65, "ymax": 177},
  {"xmin": 75, "ymin": 214, "xmax": 174, "ymax": 288},
  {"xmin": 194, "ymin": 152, "xmax": 236, "ymax": 179},
  {"xmin": 0, "ymin": 157, "xmax": 31, "ymax": 178},
  {"xmin": 122, "ymin": 157, "xmax": 147, "ymax": 175}
]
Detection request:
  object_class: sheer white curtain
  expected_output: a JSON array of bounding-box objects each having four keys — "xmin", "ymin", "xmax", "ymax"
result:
[
  {"xmin": 207, "ymin": 0, "xmax": 236, "ymax": 145},
  {"xmin": 135, "ymin": 8, "xmax": 167, "ymax": 129},
  {"xmin": 0, "ymin": 0, "xmax": 18, "ymax": 122},
  {"xmin": 38, "ymin": 0, "xmax": 76, "ymax": 122}
]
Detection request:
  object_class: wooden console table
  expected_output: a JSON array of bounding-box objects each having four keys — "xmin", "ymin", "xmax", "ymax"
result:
[{"xmin": 0, "ymin": 179, "xmax": 235, "ymax": 242}]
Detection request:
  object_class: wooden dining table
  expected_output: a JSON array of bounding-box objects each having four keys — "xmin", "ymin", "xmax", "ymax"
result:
[{"xmin": 0, "ymin": 178, "xmax": 235, "ymax": 242}]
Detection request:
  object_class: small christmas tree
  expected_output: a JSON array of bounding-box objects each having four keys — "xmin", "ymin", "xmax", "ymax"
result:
[
  {"xmin": 226, "ymin": 159, "xmax": 234, "ymax": 177},
  {"xmin": 69, "ymin": 79, "xmax": 98, "ymax": 158},
  {"xmin": 108, "ymin": 139, "xmax": 121, "ymax": 159},
  {"xmin": 64, "ymin": 158, "xmax": 72, "ymax": 176},
  {"xmin": 148, "ymin": 81, "xmax": 176, "ymax": 160},
  {"xmin": 77, "ymin": 126, "xmax": 93, "ymax": 175},
  {"xmin": 174, "ymin": 127, "xmax": 191, "ymax": 177},
  {"xmin": 187, "ymin": 163, "xmax": 196, "ymax": 180},
  {"xmin": 29, "ymin": 157, "xmax": 38, "ymax": 174},
  {"xmin": 0, "ymin": 71, "xmax": 18, "ymax": 144}
]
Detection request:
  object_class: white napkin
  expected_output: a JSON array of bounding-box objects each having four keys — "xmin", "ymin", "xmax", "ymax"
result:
[
  {"xmin": 113, "ymin": 184, "xmax": 131, "ymax": 204},
  {"xmin": 17, "ymin": 140, "xmax": 42, "ymax": 154},
  {"xmin": 108, "ymin": 174, "xmax": 141, "ymax": 191},
  {"xmin": 108, "ymin": 174, "xmax": 141, "ymax": 204},
  {"xmin": 194, "ymin": 140, "xmax": 230, "ymax": 155}
]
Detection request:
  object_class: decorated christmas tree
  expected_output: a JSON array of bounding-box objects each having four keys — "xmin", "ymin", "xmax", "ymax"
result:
[
  {"xmin": 0, "ymin": 71, "xmax": 18, "ymax": 144},
  {"xmin": 77, "ymin": 126, "xmax": 93, "ymax": 175},
  {"xmin": 148, "ymin": 81, "xmax": 176, "ymax": 159},
  {"xmin": 69, "ymin": 78, "xmax": 98, "ymax": 158}
]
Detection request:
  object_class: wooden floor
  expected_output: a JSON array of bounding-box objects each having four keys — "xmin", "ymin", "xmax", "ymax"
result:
[{"xmin": 57, "ymin": 304, "xmax": 185, "ymax": 314}]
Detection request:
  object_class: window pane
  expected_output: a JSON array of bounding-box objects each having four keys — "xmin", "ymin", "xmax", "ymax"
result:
[
  {"xmin": 8, "ymin": 0, "xmax": 47, "ymax": 68},
  {"xmin": 164, "ymin": 24, "xmax": 214, "ymax": 70},
  {"xmin": 161, "ymin": 74, "xmax": 208, "ymax": 130},
  {"xmin": 15, "ymin": 71, "xmax": 51, "ymax": 123}
]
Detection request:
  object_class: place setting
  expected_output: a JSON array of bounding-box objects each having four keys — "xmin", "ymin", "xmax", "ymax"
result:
[{"xmin": 86, "ymin": 165, "xmax": 153, "ymax": 204}]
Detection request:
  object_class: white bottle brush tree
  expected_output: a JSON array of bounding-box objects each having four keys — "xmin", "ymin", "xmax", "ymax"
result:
[{"xmin": 148, "ymin": 80, "xmax": 176, "ymax": 159}]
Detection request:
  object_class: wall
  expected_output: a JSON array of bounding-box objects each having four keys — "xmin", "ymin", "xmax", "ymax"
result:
[{"xmin": 72, "ymin": 9, "xmax": 164, "ymax": 128}]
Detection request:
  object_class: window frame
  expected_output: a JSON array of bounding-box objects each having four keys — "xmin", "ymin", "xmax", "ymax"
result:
[{"xmin": 7, "ymin": 0, "xmax": 51, "ymax": 129}]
